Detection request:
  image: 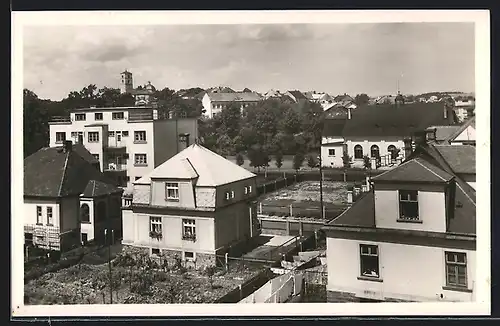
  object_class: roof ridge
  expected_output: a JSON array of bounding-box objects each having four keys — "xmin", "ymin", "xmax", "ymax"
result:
[
  {"xmin": 413, "ymin": 158, "xmax": 448, "ymax": 182},
  {"xmin": 57, "ymin": 151, "xmax": 71, "ymax": 197},
  {"xmin": 371, "ymin": 158, "xmax": 415, "ymax": 180},
  {"xmin": 328, "ymin": 190, "xmax": 374, "ymax": 225},
  {"xmin": 184, "ymin": 157, "xmax": 199, "ymax": 179},
  {"xmin": 92, "ymin": 180, "xmax": 96, "ymax": 197},
  {"xmin": 445, "ymin": 116, "xmax": 476, "ymax": 142},
  {"xmin": 456, "ymin": 181, "xmax": 476, "ymax": 207}
]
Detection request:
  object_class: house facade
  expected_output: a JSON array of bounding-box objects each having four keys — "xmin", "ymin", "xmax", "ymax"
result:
[
  {"xmin": 321, "ymin": 101, "xmax": 459, "ymax": 169},
  {"xmin": 24, "ymin": 141, "xmax": 123, "ymax": 250},
  {"xmin": 323, "ymin": 136, "xmax": 476, "ymax": 302},
  {"xmin": 201, "ymin": 92, "xmax": 263, "ymax": 118},
  {"xmin": 48, "ymin": 106, "xmax": 198, "ymax": 189},
  {"xmin": 122, "ymin": 143, "xmax": 259, "ymax": 267}
]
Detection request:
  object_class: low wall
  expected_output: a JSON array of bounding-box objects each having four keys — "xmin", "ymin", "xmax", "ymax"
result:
[
  {"xmin": 215, "ymin": 268, "xmax": 275, "ymax": 303},
  {"xmin": 239, "ymin": 271, "xmax": 303, "ymax": 303}
]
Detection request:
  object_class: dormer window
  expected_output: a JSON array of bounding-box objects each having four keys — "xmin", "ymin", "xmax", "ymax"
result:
[
  {"xmin": 166, "ymin": 183, "xmax": 179, "ymax": 201},
  {"xmin": 398, "ymin": 190, "xmax": 419, "ymax": 222}
]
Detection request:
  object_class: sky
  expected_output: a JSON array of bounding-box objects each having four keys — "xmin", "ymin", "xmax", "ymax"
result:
[{"xmin": 23, "ymin": 23, "xmax": 475, "ymax": 101}]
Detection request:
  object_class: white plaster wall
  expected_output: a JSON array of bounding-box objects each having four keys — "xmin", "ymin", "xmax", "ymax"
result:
[
  {"xmin": 24, "ymin": 199, "xmax": 60, "ymax": 227},
  {"xmin": 374, "ymin": 189, "xmax": 447, "ymax": 233},
  {"xmin": 327, "ymin": 237, "xmax": 476, "ymax": 302}
]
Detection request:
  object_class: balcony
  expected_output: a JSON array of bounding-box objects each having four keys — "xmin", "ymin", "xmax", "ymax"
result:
[
  {"xmin": 105, "ymin": 140, "xmax": 127, "ymax": 151},
  {"xmin": 103, "ymin": 163, "xmax": 127, "ymax": 172},
  {"xmin": 48, "ymin": 116, "xmax": 71, "ymax": 125}
]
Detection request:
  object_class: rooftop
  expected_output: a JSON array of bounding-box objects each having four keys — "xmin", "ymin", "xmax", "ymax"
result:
[
  {"xmin": 135, "ymin": 143, "xmax": 256, "ymax": 187},
  {"xmin": 207, "ymin": 92, "xmax": 263, "ymax": 103},
  {"xmin": 433, "ymin": 145, "xmax": 476, "ymax": 175},
  {"xmin": 24, "ymin": 144, "xmax": 120, "ymax": 198},
  {"xmin": 371, "ymin": 157, "xmax": 455, "ymax": 184},
  {"xmin": 323, "ymin": 102, "xmax": 458, "ymax": 138}
]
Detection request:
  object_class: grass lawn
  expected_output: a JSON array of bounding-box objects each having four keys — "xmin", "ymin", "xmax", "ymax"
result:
[{"xmin": 24, "ymin": 246, "xmax": 264, "ymax": 305}]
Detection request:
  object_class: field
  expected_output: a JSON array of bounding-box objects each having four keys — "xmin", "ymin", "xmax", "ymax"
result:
[
  {"xmin": 260, "ymin": 181, "xmax": 348, "ymax": 205},
  {"xmin": 24, "ymin": 246, "xmax": 263, "ymax": 305},
  {"xmin": 258, "ymin": 181, "xmax": 350, "ymax": 220}
]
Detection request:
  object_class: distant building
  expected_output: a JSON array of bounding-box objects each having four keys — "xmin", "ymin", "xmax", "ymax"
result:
[
  {"xmin": 24, "ymin": 141, "xmax": 123, "ymax": 250},
  {"xmin": 122, "ymin": 143, "xmax": 259, "ymax": 268},
  {"xmin": 321, "ymin": 102, "xmax": 459, "ymax": 169},
  {"xmin": 426, "ymin": 116, "xmax": 476, "ymax": 147},
  {"xmin": 48, "ymin": 106, "xmax": 198, "ymax": 189},
  {"xmin": 324, "ymin": 137, "xmax": 476, "ymax": 302},
  {"xmin": 201, "ymin": 91, "xmax": 263, "ymax": 118},
  {"xmin": 283, "ymin": 90, "xmax": 309, "ymax": 104},
  {"xmin": 119, "ymin": 70, "xmax": 157, "ymax": 106}
]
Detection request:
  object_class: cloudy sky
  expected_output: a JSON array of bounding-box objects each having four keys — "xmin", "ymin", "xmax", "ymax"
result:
[{"xmin": 23, "ymin": 23, "xmax": 475, "ymax": 100}]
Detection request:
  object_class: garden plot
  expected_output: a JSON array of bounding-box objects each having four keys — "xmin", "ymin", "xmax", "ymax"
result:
[
  {"xmin": 260, "ymin": 181, "xmax": 349, "ymax": 206},
  {"xmin": 24, "ymin": 248, "xmax": 264, "ymax": 305}
]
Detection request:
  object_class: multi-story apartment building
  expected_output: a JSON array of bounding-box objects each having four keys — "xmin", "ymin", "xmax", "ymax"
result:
[
  {"xmin": 323, "ymin": 132, "xmax": 476, "ymax": 302},
  {"xmin": 122, "ymin": 143, "xmax": 259, "ymax": 268},
  {"xmin": 48, "ymin": 106, "xmax": 199, "ymax": 189}
]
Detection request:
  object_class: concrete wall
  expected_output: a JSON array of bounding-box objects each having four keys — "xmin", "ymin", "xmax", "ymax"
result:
[
  {"xmin": 214, "ymin": 202, "xmax": 252, "ymax": 249},
  {"xmin": 150, "ymin": 179, "xmax": 196, "ymax": 208},
  {"xmin": 80, "ymin": 198, "xmax": 95, "ymax": 241},
  {"xmin": 215, "ymin": 178, "xmax": 257, "ymax": 208},
  {"xmin": 452, "ymin": 125, "xmax": 475, "ymax": 144},
  {"xmin": 24, "ymin": 198, "xmax": 60, "ymax": 227},
  {"xmin": 124, "ymin": 213, "xmax": 216, "ymax": 253},
  {"xmin": 374, "ymin": 188, "xmax": 447, "ymax": 233},
  {"xmin": 346, "ymin": 138, "xmax": 405, "ymax": 168},
  {"xmin": 60, "ymin": 197, "xmax": 80, "ymax": 233},
  {"xmin": 326, "ymin": 237, "xmax": 476, "ymax": 302}
]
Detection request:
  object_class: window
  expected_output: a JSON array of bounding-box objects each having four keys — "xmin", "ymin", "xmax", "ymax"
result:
[
  {"xmin": 184, "ymin": 251, "xmax": 195, "ymax": 261},
  {"xmin": 36, "ymin": 206, "xmax": 42, "ymax": 225},
  {"xmin": 182, "ymin": 219, "xmax": 196, "ymax": 241},
  {"xmin": 92, "ymin": 154, "xmax": 99, "ymax": 162},
  {"xmin": 81, "ymin": 204, "xmax": 90, "ymax": 223},
  {"xmin": 108, "ymin": 131, "xmax": 115, "ymax": 137},
  {"xmin": 328, "ymin": 149, "xmax": 336, "ymax": 156},
  {"xmin": 388, "ymin": 145, "xmax": 398, "ymax": 161},
  {"xmin": 360, "ymin": 244, "xmax": 379, "ymax": 278},
  {"xmin": 46, "ymin": 207, "xmax": 53, "ymax": 225},
  {"xmin": 122, "ymin": 131, "xmax": 129, "ymax": 137},
  {"xmin": 81, "ymin": 233, "xmax": 88, "ymax": 245},
  {"xmin": 152, "ymin": 248, "xmax": 161, "ymax": 256},
  {"xmin": 112, "ymin": 112, "xmax": 124, "ymax": 120},
  {"xmin": 134, "ymin": 154, "xmax": 147, "ymax": 166},
  {"xmin": 225, "ymin": 192, "xmax": 230, "ymax": 200},
  {"xmin": 399, "ymin": 190, "xmax": 419, "ymax": 221},
  {"xmin": 244, "ymin": 185, "xmax": 252, "ymax": 195},
  {"xmin": 75, "ymin": 113, "xmax": 86, "ymax": 121},
  {"xmin": 95, "ymin": 112, "xmax": 103, "ymax": 120},
  {"xmin": 166, "ymin": 183, "xmax": 179, "ymax": 201},
  {"xmin": 231, "ymin": 191, "xmax": 235, "ymax": 199},
  {"xmin": 445, "ymin": 252, "xmax": 467, "ymax": 287},
  {"xmin": 134, "ymin": 131, "xmax": 147, "ymax": 143},
  {"xmin": 55, "ymin": 132, "xmax": 66, "ymax": 143},
  {"xmin": 354, "ymin": 145, "xmax": 363, "ymax": 159},
  {"xmin": 150, "ymin": 217, "xmax": 162, "ymax": 233},
  {"xmin": 370, "ymin": 145, "xmax": 380, "ymax": 158},
  {"xmin": 88, "ymin": 132, "xmax": 99, "ymax": 142}
]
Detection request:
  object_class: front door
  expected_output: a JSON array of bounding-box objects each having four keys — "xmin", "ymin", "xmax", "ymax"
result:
[
  {"xmin": 81, "ymin": 233, "xmax": 88, "ymax": 245},
  {"xmin": 77, "ymin": 132, "xmax": 84, "ymax": 144}
]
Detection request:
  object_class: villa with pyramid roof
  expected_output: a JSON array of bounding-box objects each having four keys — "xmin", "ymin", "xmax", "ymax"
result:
[{"xmin": 122, "ymin": 143, "xmax": 259, "ymax": 267}]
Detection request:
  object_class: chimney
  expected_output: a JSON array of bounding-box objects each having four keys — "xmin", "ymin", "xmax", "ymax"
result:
[
  {"xmin": 414, "ymin": 130, "xmax": 427, "ymax": 147},
  {"xmin": 403, "ymin": 137, "xmax": 413, "ymax": 159},
  {"xmin": 444, "ymin": 102, "xmax": 455, "ymax": 124},
  {"xmin": 63, "ymin": 140, "xmax": 73, "ymax": 153},
  {"xmin": 347, "ymin": 107, "xmax": 352, "ymax": 120},
  {"xmin": 426, "ymin": 128, "xmax": 437, "ymax": 142}
]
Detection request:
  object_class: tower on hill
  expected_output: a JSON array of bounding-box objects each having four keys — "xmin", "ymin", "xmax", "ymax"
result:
[{"xmin": 120, "ymin": 70, "xmax": 134, "ymax": 94}]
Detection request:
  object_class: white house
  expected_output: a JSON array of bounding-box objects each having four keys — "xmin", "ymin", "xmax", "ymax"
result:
[
  {"xmin": 24, "ymin": 141, "xmax": 123, "ymax": 250},
  {"xmin": 122, "ymin": 143, "xmax": 260, "ymax": 268},
  {"xmin": 321, "ymin": 100, "xmax": 459, "ymax": 169},
  {"xmin": 323, "ymin": 137, "xmax": 476, "ymax": 302},
  {"xmin": 49, "ymin": 106, "xmax": 198, "ymax": 189},
  {"xmin": 202, "ymin": 92, "xmax": 263, "ymax": 118}
]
